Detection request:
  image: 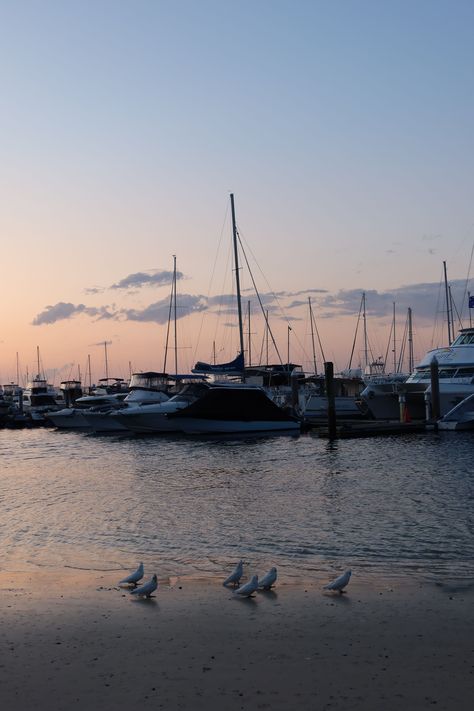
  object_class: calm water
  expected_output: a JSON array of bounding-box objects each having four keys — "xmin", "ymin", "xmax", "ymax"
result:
[{"xmin": 0, "ymin": 428, "xmax": 473, "ymax": 584}]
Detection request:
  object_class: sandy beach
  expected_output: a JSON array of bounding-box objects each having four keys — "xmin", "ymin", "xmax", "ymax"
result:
[{"xmin": 1, "ymin": 567, "xmax": 472, "ymax": 710}]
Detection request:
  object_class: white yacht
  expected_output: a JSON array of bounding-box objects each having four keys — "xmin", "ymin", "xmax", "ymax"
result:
[
  {"xmin": 82, "ymin": 372, "xmax": 170, "ymax": 432},
  {"xmin": 22, "ymin": 375, "xmax": 65, "ymax": 421},
  {"xmin": 360, "ymin": 327, "xmax": 474, "ymax": 420},
  {"xmin": 110, "ymin": 382, "xmax": 209, "ymax": 433}
]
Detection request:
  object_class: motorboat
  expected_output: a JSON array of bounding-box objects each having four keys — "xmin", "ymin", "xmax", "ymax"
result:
[
  {"xmin": 167, "ymin": 382, "xmax": 300, "ymax": 434},
  {"xmin": 111, "ymin": 382, "xmax": 209, "ymax": 433},
  {"xmin": 46, "ymin": 391, "xmax": 128, "ymax": 430},
  {"xmin": 81, "ymin": 372, "xmax": 171, "ymax": 432},
  {"xmin": 438, "ymin": 392, "xmax": 474, "ymax": 430},
  {"xmin": 360, "ymin": 326, "xmax": 474, "ymax": 420},
  {"xmin": 22, "ymin": 375, "xmax": 65, "ymax": 421}
]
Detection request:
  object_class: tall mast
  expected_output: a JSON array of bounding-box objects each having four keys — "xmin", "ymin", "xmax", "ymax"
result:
[
  {"xmin": 408, "ymin": 307, "xmax": 414, "ymax": 373},
  {"xmin": 230, "ymin": 193, "xmax": 245, "ymax": 369},
  {"xmin": 265, "ymin": 310, "xmax": 269, "ymax": 366},
  {"xmin": 443, "ymin": 260, "xmax": 452, "ymax": 344},
  {"xmin": 247, "ymin": 300, "xmax": 252, "ymax": 366},
  {"xmin": 287, "ymin": 325, "xmax": 292, "ymax": 373},
  {"xmin": 309, "ymin": 297, "xmax": 317, "ymax": 375},
  {"xmin": 392, "ymin": 302, "xmax": 396, "ymax": 373},
  {"xmin": 104, "ymin": 341, "xmax": 109, "ymax": 380},
  {"xmin": 362, "ymin": 292, "xmax": 368, "ymax": 369},
  {"xmin": 88, "ymin": 354, "xmax": 92, "ymax": 390},
  {"xmin": 36, "ymin": 345, "xmax": 40, "ymax": 378},
  {"xmin": 16, "ymin": 352, "xmax": 19, "ymax": 385},
  {"xmin": 173, "ymin": 254, "xmax": 178, "ymax": 377}
]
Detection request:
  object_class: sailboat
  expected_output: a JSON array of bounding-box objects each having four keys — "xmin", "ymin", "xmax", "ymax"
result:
[{"xmin": 171, "ymin": 194, "xmax": 300, "ymax": 434}]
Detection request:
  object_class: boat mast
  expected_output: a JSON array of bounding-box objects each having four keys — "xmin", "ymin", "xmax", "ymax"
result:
[
  {"xmin": 230, "ymin": 193, "xmax": 245, "ymax": 374},
  {"xmin": 265, "ymin": 310, "xmax": 269, "ymax": 366},
  {"xmin": 247, "ymin": 300, "xmax": 252, "ymax": 366},
  {"xmin": 104, "ymin": 341, "xmax": 109, "ymax": 380},
  {"xmin": 36, "ymin": 345, "xmax": 41, "ymax": 379},
  {"xmin": 392, "ymin": 302, "xmax": 396, "ymax": 373},
  {"xmin": 309, "ymin": 297, "xmax": 318, "ymax": 375},
  {"xmin": 362, "ymin": 292, "xmax": 368, "ymax": 369},
  {"xmin": 287, "ymin": 325, "xmax": 292, "ymax": 375},
  {"xmin": 16, "ymin": 352, "xmax": 19, "ymax": 386},
  {"xmin": 408, "ymin": 307, "xmax": 414, "ymax": 372},
  {"xmin": 173, "ymin": 254, "xmax": 178, "ymax": 377},
  {"xmin": 443, "ymin": 260, "xmax": 452, "ymax": 344}
]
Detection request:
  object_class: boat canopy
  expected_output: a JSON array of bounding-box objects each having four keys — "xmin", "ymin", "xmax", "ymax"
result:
[
  {"xmin": 170, "ymin": 386, "xmax": 296, "ymax": 422},
  {"xmin": 192, "ymin": 352, "xmax": 245, "ymax": 375}
]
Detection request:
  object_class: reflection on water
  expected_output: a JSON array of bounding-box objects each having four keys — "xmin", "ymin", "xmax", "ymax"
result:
[{"xmin": 0, "ymin": 428, "xmax": 473, "ymax": 584}]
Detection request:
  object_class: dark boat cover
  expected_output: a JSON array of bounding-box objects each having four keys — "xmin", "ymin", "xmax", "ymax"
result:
[
  {"xmin": 169, "ymin": 386, "xmax": 297, "ymax": 422},
  {"xmin": 191, "ymin": 352, "xmax": 244, "ymax": 375}
]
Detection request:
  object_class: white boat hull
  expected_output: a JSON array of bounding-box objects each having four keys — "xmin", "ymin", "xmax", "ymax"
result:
[
  {"xmin": 47, "ymin": 409, "xmax": 91, "ymax": 430},
  {"xmin": 81, "ymin": 412, "xmax": 129, "ymax": 432}
]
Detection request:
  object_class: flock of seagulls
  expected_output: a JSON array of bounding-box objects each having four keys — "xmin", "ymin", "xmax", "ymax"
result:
[{"xmin": 117, "ymin": 560, "xmax": 351, "ymax": 600}]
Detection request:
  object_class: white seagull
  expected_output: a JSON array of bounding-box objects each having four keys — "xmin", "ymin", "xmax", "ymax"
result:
[
  {"xmin": 223, "ymin": 560, "xmax": 244, "ymax": 587},
  {"xmin": 323, "ymin": 569, "xmax": 352, "ymax": 593},
  {"xmin": 258, "ymin": 567, "xmax": 277, "ymax": 590},
  {"xmin": 119, "ymin": 562, "xmax": 144, "ymax": 586},
  {"xmin": 234, "ymin": 575, "xmax": 259, "ymax": 598},
  {"xmin": 131, "ymin": 574, "xmax": 158, "ymax": 598}
]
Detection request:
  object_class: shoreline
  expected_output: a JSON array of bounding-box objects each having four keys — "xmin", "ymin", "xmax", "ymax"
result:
[{"xmin": 1, "ymin": 568, "xmax": 473, "ymax": 710}]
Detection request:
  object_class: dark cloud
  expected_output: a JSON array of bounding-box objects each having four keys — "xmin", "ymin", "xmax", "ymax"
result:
[
  {"xmin": 32, "ymin": 303, "xmax": 115, "ymax": 326},
  {"xmin": 110, "ymin": 270, "xmax": 183, "ymax": 290},
  {"xmin": 119, "ymin": 294, "xmax": 207, "ymax": 324},
  {"xmin": 313, "ymin": 279, "xmax": 473, "ymax": 323}
]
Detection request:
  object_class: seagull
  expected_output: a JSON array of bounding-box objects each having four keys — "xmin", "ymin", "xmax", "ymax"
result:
[
  {"xmin": 323, "ymin": 569, "xmax": 352, "ymax": 594},
  {"xmin": 234, "ymin": 575, "xmax": 259, "ymax": 598},
  {"xmin": 258, "ymin": 567, "xmax": 277, "ymax": 590},
  {"xmin": 119, "ymin": 562, "xmax": 144, "ymax": 586},
  {"xmin": 223, "ymin": 560, "xmax": 243, "ymax": 587},
  {"xmin": 131, "ymin": 574, "xmax": 158, "ymax": 598}
]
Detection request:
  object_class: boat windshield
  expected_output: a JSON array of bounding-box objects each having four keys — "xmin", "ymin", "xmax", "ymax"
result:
[{"xmin": 451, "ymin": 331, "xmax": 474, "ymax": 345}]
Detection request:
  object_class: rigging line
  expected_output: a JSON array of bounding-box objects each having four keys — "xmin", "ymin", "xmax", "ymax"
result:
[
  {"xmin": 310, "ymin": 300, "xmax": 326, "ymax": 366},
  {"xmin": 384, "ymin": 320, "xmax": 393, "ymax": 373},
  {"xmin": 397, "ymin": 314, "xmax": 408, "ymax": 373},
  {"xmin": 162, "ymin": 268, "xmax": 174, "ymax": 374},
  {"xmin": 450, "ymin": 286, "xmax": 463, "ymax": 330},
  {"xmin": 347, "ymin": 294, "xmax": 363, "ymax": 370},
  {"xmin": 237, "ymin": 226, "xmax": 294, "ymax": 326},
  {"xmin": 236, "ymin": 231, "xmax": 283, "ymax": 365},
  {"xmin": 431, "ymin": 271, "xmax": 444, "ymax": 349},
  {"xmin": 192, "ymin": 201, "xmax": 230, "ymax": 363},
  {"xmin": 210, "ymin": 238, "xmax": 234, "ymax": 362},
  {"xmin": 236, "ymin": 227, "xmax": 312, "ymax": 363}
]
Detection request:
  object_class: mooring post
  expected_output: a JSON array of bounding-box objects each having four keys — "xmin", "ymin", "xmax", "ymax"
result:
[
  {"xmin": 430, "ymin": 357, "xmax": 440, "ymax": 421},
  {"xmin": 290, "ymin": 369, "xmax": 299, "ymax": 412},
  {"xmin": 398, "ymin": 393, "xmax": 406, "ymax": 422},
  {"xmin": 324, "ymin": 361, "xmax": 337, "ymax": 439}
]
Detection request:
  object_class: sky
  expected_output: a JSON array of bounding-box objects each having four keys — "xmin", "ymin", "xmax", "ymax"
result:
[{"xmin": 1, "ymin": 0, "xmax": 474, "ymax": 384}]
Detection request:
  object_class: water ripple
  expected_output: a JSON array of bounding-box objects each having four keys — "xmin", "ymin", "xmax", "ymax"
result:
[{"xmin": 0, "ymin": 428, "xmax": 473, "ymax": 583}]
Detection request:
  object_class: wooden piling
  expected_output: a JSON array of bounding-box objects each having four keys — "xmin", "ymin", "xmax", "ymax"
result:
[
  {"xmin": 430, "ymin": 356, "xmax": 440, "ymax": 421},
  {"xmin": 324, "ymin": 361, "xmax": 337, "ymax": 439}
]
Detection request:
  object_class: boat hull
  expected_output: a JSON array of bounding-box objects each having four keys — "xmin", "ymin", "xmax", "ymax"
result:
[
  {"xmin": 174, "ymin": 418, "xmax": 301, "ymax": 435},
  {"xmin": 46, "ymin": 409, "xmax": 91, "ymax": 430}
]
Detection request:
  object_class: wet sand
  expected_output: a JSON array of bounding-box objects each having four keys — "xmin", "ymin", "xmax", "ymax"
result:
[{"xmin": 1, "ymin": 568, "xmax": 473, "ymax": 710}]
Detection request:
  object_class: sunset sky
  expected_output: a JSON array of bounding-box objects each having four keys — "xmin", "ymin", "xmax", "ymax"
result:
[{"xmin": 1, "ymin": 0, "xmax": 473, "ymax": 385}]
